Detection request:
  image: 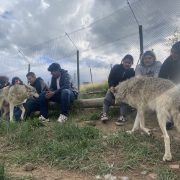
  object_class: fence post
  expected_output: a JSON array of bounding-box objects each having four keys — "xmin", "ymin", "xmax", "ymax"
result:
[
  {"xmin": 77, "ymin": 50, "xmax": 80, "ymax": 93},
  {"xmin": 28, "ymin": 64, "xmax": 30, "ymax": 73},
  {"xmin": 139, "ymin": 25, "xmax": 144, "ymax": 57}
]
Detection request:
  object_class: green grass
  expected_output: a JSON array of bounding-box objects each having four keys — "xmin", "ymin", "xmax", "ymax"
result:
[
  {"xmin": 79, "ymin": 81, "xmax": 108, "ymax": 99},
  {"xmin": 0, "ymin": 110, "xmax": 180, "ymax": 179},
  {"xmin": 0, "ymin": 164, "xmax": 5, "ymax": 180}
]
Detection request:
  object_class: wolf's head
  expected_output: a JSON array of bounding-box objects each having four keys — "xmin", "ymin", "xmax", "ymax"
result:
[
  {"xmin": 110, "ymin": 83, "xmax": 127, "ymax": 104},
  {"xmin": 24, "ymin": 85, "xmax": 39, "ymax": 98}
]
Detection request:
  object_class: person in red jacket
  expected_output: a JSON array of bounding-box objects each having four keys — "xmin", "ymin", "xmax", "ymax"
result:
[{"xmin": 100, "ymin": 54, "xmax": 135, "ymax": 125}]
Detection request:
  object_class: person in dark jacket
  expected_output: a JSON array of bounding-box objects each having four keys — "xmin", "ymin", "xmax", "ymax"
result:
[
  {"xmin": 39, "ymin": 63, "xmax": 77, "ymax": 122},
  {"xmin": 24, "ymin": 72, "xmax": 49, "ymax": 119},
  {"xmin": 159, "ymin": 41, "xmax": 180, "ymax": 129},
  {"xmin": 100, "ymin": 54, "xmax": 135, "ymax": 125},
  {"xmin": 159, "ymin": 41, "xmax": 180, "ymax": 84}
]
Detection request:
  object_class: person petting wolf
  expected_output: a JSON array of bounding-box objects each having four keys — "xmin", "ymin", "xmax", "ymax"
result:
[
  {"xmin": 24, "ymin": 72, "xmax": 48, "ymax": 119},
  {"xmin": 100, "ymin": 54, "xmax": 135, "ymax": 125},
  {"xmin": 39, "ymin": 63, "xmax": 78, "ymax": 123},
  {"xmin": 159, "ymin": 41, "xmax": 180, "ymax": 129}
]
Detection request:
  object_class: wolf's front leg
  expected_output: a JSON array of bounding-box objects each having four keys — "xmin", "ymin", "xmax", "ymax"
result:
[
  {"xmin": 19, "ymin": 104, "xmax": 25, "ymax": 120},
  {"xmin": 137, "ymin": 108, "xmax": 151, "ymax": 135},
  {"xmin": 9, "ymin": 103, "xmax": 14, "ymax": 122},
  {"xmin": 126, "ymin": 111, "xmax": 140, "ymax": 134}
]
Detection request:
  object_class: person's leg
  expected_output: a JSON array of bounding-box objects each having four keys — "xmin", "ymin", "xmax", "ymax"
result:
[
  {"xmin": 13, "ymin": 106, "xmax": 22, "ymax": 122},
  {"xmin": 115, "ymin": 103, "xmax": 128, "ymax": 126},
  {"xmin": 101, "ymin": 90, "xmax": 115, "ymax": 122},
  {"xmin": 24, "ymin": 99, "xmax": 40, "ymax": 119},
  {"xmin": 60, "ymin": 89, "xmax": 74, "ymax": 116},
  {"xmin": 39, "ymin": 92, "xmax": 49, "ymax": 119}
]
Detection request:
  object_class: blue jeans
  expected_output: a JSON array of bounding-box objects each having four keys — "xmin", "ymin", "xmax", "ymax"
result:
[
  {"xmin": 24, "ymin": 99, "xmax": 40, "ymax": 119},
  {"xmin": 39, "ymin": 89, "xmax": 75, "ymax": 118},
  {"xmin": 14, "ymin": 107, "xmax": 22, "ymax": 121}
]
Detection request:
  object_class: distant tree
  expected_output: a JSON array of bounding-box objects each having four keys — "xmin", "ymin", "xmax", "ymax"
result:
[{"xmin": 166, "ymin": 28, "xmax": 180, "ymax": 47}]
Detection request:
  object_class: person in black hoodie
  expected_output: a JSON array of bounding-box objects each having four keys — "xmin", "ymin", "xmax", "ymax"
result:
[
  {"xmin": 24, "ymin": 72, "xmax": 48, "ymax": 119},
  {"xmin": 39, "ymin": 63, "xmax": 78, "ymax": 122},
  {"xmin": 159, "ymin": 41, "xmax": 180, "ymax": 84},
  {"xmin": 159, "ymin": 41, "xmax": 180, "ymax": 129},
  {"xmin": 101, "ymin": 54, "xmax": 135, "ymax": 125}
]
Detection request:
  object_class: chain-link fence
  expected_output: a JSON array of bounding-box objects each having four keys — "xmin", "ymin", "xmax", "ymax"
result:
[{"xmin": 0, "ymin": 0, "xmax": 180, "ymax": 86}]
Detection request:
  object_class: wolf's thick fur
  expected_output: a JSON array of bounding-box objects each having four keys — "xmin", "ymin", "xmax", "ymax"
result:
[
  {"xmin": 0, "ymin": 84, "xmax": 39, "ymax": 121},
  {"xmin": 113, "ymin": 76, "xmax": 180, "ymax": 161}
]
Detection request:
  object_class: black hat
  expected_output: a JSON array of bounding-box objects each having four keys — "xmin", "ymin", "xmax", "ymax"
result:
[
  {"xmin": 48, "ymin": 63, "xmax": 61, "ymax": 72},
  {"xmin": 172, "ymin": 41, "xmax": 180, "ymax": 54}
]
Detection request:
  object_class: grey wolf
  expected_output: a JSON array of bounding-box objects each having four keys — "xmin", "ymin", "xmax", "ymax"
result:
[
  {"xmin": 112, "ymin": 76, "xmax": 180, "ymax": 161},
  {"xmin": 0, "ymin": 84, "xmax": 39, "ymax": 121}
]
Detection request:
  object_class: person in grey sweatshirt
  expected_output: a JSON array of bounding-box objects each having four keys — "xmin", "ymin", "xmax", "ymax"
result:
[{"xmin": 135, "ymin": 51, "xmax": 162, "ymax": 77}]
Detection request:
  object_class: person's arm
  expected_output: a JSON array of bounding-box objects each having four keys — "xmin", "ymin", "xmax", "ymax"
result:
[
  {"xmin": 108, "ymin": 65, "xmax": 119, "ymax": 87},
  {"xmin": 40, "ymin": 79, "xmax": 49, "ymax": 92},
  {"xmin": 158, "ymin": 60, "xmax": 169, "ymax": 79}
]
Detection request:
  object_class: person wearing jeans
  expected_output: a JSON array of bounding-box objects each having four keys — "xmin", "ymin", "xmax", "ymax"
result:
[
  {"xmin": 39, "ymin": 63, "xmax": 78, "ymax": 122},
  {"xmin": 39, "ymin": 89, "xmax": 75, "ymax": 120},
  {"xmin": 101, "ymin": 54, "xmax": 135, "ymax": 126}
]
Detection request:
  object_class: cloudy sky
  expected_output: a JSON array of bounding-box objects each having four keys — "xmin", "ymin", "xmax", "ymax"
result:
[{"xmin": 0, "ymin": 0, "xmax": 180, "ymax": 86}]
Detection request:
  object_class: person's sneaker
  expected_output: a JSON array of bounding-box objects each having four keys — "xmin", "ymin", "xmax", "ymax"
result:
[
  {"xmin": 115, "ymin": 116, "xmax": 126, "ymax": 126},
  {"xmin": 57, "ymin": 114, "xmax": 68, "ymax": 123},
  {"xmin": 166, "ymin": 121, "xmax": 174, "ymax": 130},
  {"xmin": 38, "ymin": 115, "xmax": 49, "ymax": 122},
  {"xmin": 100, "ymin": 113, "xmax": 108, "ymax": 123}
]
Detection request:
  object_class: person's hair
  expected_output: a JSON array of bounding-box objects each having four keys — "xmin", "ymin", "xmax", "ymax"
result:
[
  {"xmin": 122, "ymin": 54, "xmax": 134, "ymax": 64},
  {"xmin": 26, "ymin": 72, "xmax": 36, "ymax": 77},
  {"xmin": 48, "ymin": 63, "xmax": 61, "ymax": 72},
  {"xmin": 0, "ymin": 76, "xmax": 9, "ymax": 88},
  {"xmin": 171, "ymin": 41, "xmax": 180, "ymax": 54},
  {"xmin": 141, "ymin": 50, "xmax": 156, "ymax": 64},
  {"xmin": 11, "ymin": 77, "xmax": 23, "ymax": 85}
]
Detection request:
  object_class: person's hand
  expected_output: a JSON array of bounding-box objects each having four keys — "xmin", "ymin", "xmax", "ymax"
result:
[
  {"xmin": 45, "ymin": 91, "xmax": 55, "ymax": 99},
  {"xmin": 110, "ymin": 86, "xmax": 115, "ymax": 93}
]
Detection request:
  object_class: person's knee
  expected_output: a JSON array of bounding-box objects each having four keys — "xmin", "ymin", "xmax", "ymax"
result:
[{"xmin": 61, "ymin": 89, "xmax": 71, "ymax": 98}]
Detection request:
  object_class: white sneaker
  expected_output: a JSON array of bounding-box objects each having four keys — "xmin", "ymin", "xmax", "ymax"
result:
[
  {"xmin": 100, "ymin": 113, "xmax": 108, "ymax": 122},
  {"xmin": 39, "ymin": 115, "xmax": 49, "ymax": 122},
  {"xmin": 57, "ymin": 114, "xmax": 68, "ymax": 123}
]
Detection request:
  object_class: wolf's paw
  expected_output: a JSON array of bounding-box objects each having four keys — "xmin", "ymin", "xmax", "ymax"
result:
[
  {"xmin": 126, "ymin": 130, "xmax": 133, "ymax": 134},
  {"xmin": 163, "ymin": 154, "xmax": 172, "ymax": 161},
  {"xmin": 142, "ymin": 128, "xmax": 151, "ymax": 136}
]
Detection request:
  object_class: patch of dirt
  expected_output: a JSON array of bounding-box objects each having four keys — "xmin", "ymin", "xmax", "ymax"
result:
[
  {"xmin": 1, "ymin": 109, "xmax": 180, "ymax": 180},
  {"xmin": 7, "ymin": 164, "xmax": 92, "ymax": 180}
]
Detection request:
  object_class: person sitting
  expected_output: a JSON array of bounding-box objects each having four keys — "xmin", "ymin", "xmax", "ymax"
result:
[
  {"xmin": 0, "ymin": 76, "xmax": 10, "ymax": 89},
  {"xmin": 159, "ymin": 41, "xmax": 180, "ymax": 129},
  {"xmin": 100, "ymin": 54, "xmax": 135, "ymax": 126},
  {"xmin": 39, "ymin": 63, "xmax": 78, "ymax": 122},
  {"xmin": 159, "ymin": 41, "xmax": 180, "ymax": 84},
  {"xmin": 135, "ymin": 50, "xmax": 162, "ymax": 77},
  {"xmin": 11, "ymin": 77, "xmax": 23, "ymax": 121},
  {"xmin": 24, "ymin": 72, "xmax": 49, "ymax": 119}
]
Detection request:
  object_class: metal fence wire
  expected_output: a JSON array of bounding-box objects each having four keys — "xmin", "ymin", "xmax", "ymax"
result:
[{"xmin": 0, "ymin": 0, "xmax": 180, "ymax": 85}]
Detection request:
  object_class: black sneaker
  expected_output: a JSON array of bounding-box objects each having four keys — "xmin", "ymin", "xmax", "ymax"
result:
[
  {"xmin": 115, "ymin": 116, "xmax": 126, "ymax": 126},
  {"xmin": 166, "ymin": 121, "xmax": 174, "ymax": 130}
]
